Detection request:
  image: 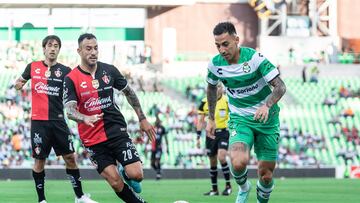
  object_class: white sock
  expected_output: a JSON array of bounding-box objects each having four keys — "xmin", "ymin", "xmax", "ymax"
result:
[{"xmin": 240, "ymin": 180, "xmax": 250, "ymax": 191}]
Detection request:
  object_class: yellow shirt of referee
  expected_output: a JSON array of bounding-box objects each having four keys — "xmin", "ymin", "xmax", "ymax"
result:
[{"xmin": 198, "ymin": 96, "xmax": 229, "ymax": 129}]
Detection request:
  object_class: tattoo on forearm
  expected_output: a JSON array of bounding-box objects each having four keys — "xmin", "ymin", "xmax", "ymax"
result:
[
  {"xmin": 65, "ymin": 102, "xmax": 85, "ymax": 122},
  {"xmin": 122, "ymin": 86, "xmax": 146, "ymax": 121},
  {"xmin": 266, "ymin": 77, "xmax": 286, "ymax": 108},
  {"xmin": 207, "ymin": 84, "xmax": 217, "ymax": 120}
]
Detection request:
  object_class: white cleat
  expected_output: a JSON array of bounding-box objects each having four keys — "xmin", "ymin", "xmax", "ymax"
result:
[
  {"xmin": 39, "ymin": 201, "xmax": 47, "ymax": 203},
  {"xmin": 75, "ymin": 193, "xmax": 98, "ymax": 203}
]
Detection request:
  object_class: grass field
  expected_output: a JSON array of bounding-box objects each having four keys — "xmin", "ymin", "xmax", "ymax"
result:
[{"xmin": 1, "ymin": 178, "xmax": 359, "ymax": 203}]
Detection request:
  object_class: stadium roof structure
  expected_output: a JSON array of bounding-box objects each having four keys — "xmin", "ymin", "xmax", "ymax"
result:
[{"xmin": 0, "ymin": 0, "xmax": 247, "ymax": 8}]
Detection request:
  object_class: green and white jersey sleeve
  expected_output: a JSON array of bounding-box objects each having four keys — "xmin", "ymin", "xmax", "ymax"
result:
[{"xmin": 207, "ymin": 47, "xmax": 279, "ymax": 117}]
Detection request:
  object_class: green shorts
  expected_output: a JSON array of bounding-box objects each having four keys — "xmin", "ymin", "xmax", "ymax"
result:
[{"xmin": 228, "ymin": 113, "xmax": 280, "ymax": 161}]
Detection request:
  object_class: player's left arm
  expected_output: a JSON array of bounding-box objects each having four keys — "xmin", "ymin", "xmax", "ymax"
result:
[
  {"xmin": 254, "ymin": 76, "xmax": 286, "ymax": 123},
  {"xmin": 266, "ymin": 76, "xmax": 286, "ymax": 108},
  {"xmin": 122, "ymin": 85, "xmax": 155, "ymax": 142}
]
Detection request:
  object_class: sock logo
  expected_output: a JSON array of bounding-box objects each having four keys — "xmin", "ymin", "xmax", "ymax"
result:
[{"xmin": 36, "ymin": 184, "xmax": 43, "ymax": 189}]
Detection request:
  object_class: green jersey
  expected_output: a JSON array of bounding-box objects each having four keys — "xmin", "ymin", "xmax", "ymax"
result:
[{"xmin": 207, "ymin": 47, "xmax": 280, "ymax": 121}]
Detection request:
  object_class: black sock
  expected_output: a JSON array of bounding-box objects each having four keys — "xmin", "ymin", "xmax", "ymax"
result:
[
  {"xmin": 156, "ymin": 161, "xmax": 161, "ymax": 175},
  {"xmin": 151, "ymin": 162, "xmax": 157, "ymax": 171},
  {"xmin": 32, "ymin": 170, "xmax": 45, "ymax": 202},
  {"xmin": 116, "ymin": 184, "xmax": 146, "ymax": 203},
  {"xmin": 221, "ymin": 162, "xmax": 231, "ymax": 187},
  {"xmin": 66, "ymin": 168, "xmax": 84, "ymax": 198},
  {"xmin": 210, "ymin": 166, "xmax": 218, "ymax": 191}
]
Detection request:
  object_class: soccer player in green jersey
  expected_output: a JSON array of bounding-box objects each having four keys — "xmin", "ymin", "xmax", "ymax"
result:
[{"xmin": 205, "ymin": 22, "xmax": 286, "ymax": 203}]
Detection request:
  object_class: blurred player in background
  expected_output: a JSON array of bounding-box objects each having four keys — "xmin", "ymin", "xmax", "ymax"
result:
[
  {"xmin": 196, "ymin": 83, "xmax": 232, "ymax": 196},
  {"xmin": 206, "ymin": 22, "xmax": 286, "ymax": 203},
  {"xmin": 14, "ymin": 35, "xmax": 97, "ymax": 203},
  {"xmin": 64, "ymin": 33, "xmax": 155, "ymax": 203},
  {"xmin": 150, "ymin": 117, "xmax": 169, "ymax": 180}
]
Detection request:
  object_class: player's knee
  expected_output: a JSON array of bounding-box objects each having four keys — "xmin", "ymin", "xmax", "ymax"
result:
[
  {"xmin": 109, "ymin": 176, "xmax": 124, "ymax": 191},
  {"xmin": 33, "ymin": 159, "xmax": 46, "ymax": 172},
  {"xmin": 217, "ymin": 150, "xmax": 227, "ymax": 163},
  {"xmin": 131, "ymin": 171, "xmax": 144, "ymax": 182},
  {"xmin": 231, "ymin": 159, "xmax": 247, "ymax": 172},
  {"xmin": 260, "ymin": 171, "xmax": 273, "ymax": 184},
  {"xmin": 63, "ymin": 154, "xmax": 77, "ymax": 167}
]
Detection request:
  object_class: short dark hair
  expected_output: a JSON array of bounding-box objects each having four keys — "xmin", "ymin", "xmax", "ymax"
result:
[
  {"xmin": 213, "ymin": 22, "xmax": 237, "ymax": 36},
  {"xmin": 42, "ymin": 35, "xmax": 61, "ymax": 48},
  {"xmin": 78, "ymin": 33, "xmax": 97, "ymax": 45}
]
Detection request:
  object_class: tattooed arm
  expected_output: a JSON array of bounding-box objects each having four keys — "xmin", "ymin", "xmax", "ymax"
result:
[
  {"xmin": 65, "ymin": 101, "xmax": 102, "ymax": 127},
  {"xmin": 207, "ymin": 83, "xmax": 218, "ymax": 121},
  {"xmin": 65, "ymin": 101, "xmax": 85, "ymax": 122},
  {"xmin": 122, "ymin": 85, "xmax": 156, "ymax": 141},
  {"xmin": 122, "ymin": 85, "xmax": 146, "ymax": 121},
  {"xmin": 205, "ymin": 83, "xmax": 217, "ymax": 138},
  {"xmin": 266, "ymin": 76, "xmax": 287, "ymax": 108},
  {"xmin": 254, "ymin": 76, "xmax": 286, "ymax": 123}
]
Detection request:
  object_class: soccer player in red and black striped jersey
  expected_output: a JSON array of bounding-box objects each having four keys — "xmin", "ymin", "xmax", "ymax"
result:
[
  {"xmin": 64, "ymin": 33, "xmax": 156, "ymax": 203},
  {"xmin": 15, "ymin": 35, "xmax": 97, "ymax": 203},
  {"xmin": 150, "ymin": 117, "xmax": 169, "ymax": 180}
]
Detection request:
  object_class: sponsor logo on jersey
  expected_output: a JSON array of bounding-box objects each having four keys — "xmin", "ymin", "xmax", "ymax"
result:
[
  {"xmin": 63, "ymin": 87, "xmax": 69, "ymax": 100},
  {"xmin": 102, "ymin": 75, "xmax": 110, "ymax": 84},
  {"xmin": 227, "ymin": 84, "xmax": 259, "ymax": 96},
  {"xmin": 92, "ymin": 79, "xmax": 99, "ymax": 89},
  {"xmin": 34, "ymin": 82, "xmax": 60, "ymax": 96},
  {"xmin": 45, "ymin": 70, "xmax": 51, "ymax": 78},
  {"xmin": 243, "ymin": 62, "xmax": 251, "ymax": 73},
  {"xmin": 84, "ymin": 96, "xmax": 112, "ymax": 111},
  {"xmin": 55, "ymin": 68, "xmax": 62, "ymax": 77},
  {"xmin": 80, "ymin": 82, "xmax": 87, "ymax": 88},
  {"xmin": 34, "ymin": 68, "xmax": 41, "ymax": 74}
]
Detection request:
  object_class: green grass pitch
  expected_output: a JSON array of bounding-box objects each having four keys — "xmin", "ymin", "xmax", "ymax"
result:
[{"xmin": 0, "ymin": 178, "xmax": 359, "ymax": 203}]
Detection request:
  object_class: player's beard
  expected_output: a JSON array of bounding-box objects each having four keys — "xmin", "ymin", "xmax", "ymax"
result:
[{"xmin": 87, "ymin": 57, "xmax": 97, "ymax": 68}]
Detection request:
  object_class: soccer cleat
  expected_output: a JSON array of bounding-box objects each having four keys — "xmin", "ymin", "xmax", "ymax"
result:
[
  {"xmin": 222, "ymin": 187, "xmax": 232, "ymax": 196},
  {"xmin": 75, "ymin": 194, "xmax": 98, "ymax": 203},
  {"xmin": 235, "ymin": 182, "xmax": 251, "ymax": 203},
  {"xmin": 203, "ymin": 190, "xmax": 219, "ymax": 196},
  {"xmin": 39, "ymin": 201, "xmax": 47, "ymax": 203},
  {"xmin": 156, "ymin": 173, "xmax": 162, "ymax": 180},
  {"xmin": 118, "ymin": 164, "xmax": 142, "ymax": 193}
]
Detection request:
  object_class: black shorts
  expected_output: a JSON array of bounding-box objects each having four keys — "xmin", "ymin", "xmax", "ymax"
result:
[
  {"xmin": 206, "ymin": 129, "xmax": 230, "ymax": 157},
  {"xmin": 31, "ymin": 120, "xmax": 74, "ymax": 159},
  {"xmin": 85, "ymin": 135, "xmax": 141, "ymax": 174},
  {"xmin": 151, "ymin": 149, "xmax": 162, "ymax": 160}
]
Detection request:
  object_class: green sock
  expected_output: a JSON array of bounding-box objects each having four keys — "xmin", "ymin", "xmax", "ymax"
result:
[
  {"xmin": 230, "ymin": 166, "xmax": 248, "ymax": 188},
  {"xmin": 256, "ymin": 179, "xmax": 274, "ymax": 203}
]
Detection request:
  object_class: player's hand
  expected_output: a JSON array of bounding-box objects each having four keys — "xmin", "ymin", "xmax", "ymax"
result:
[
  {"xmin": 140, "ymin": 119, "xmax": 156, "ymax": 142},
  {"xmin": 254, "ymin": 104, "xmax": 269, "ymax": 123},
  {"xmin": 84, "ymin": 113, "xmax": 104, "ymax": 127},
  {"xmin": 206, "ymin": 119, "xmax": 216, "ymax": 139}
]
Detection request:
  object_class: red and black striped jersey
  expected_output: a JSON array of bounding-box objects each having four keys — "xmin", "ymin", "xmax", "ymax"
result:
[
  {"xmin": 21, "ymin": 61, "xmax": 71, "ymax": 121},
  {"xmin": 152, "ymin": 125, "xmax": 166, "ymax": 151},
  {"xmin": 63, "ymin": 62, "xmax": 128, "ymax": 147}
]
